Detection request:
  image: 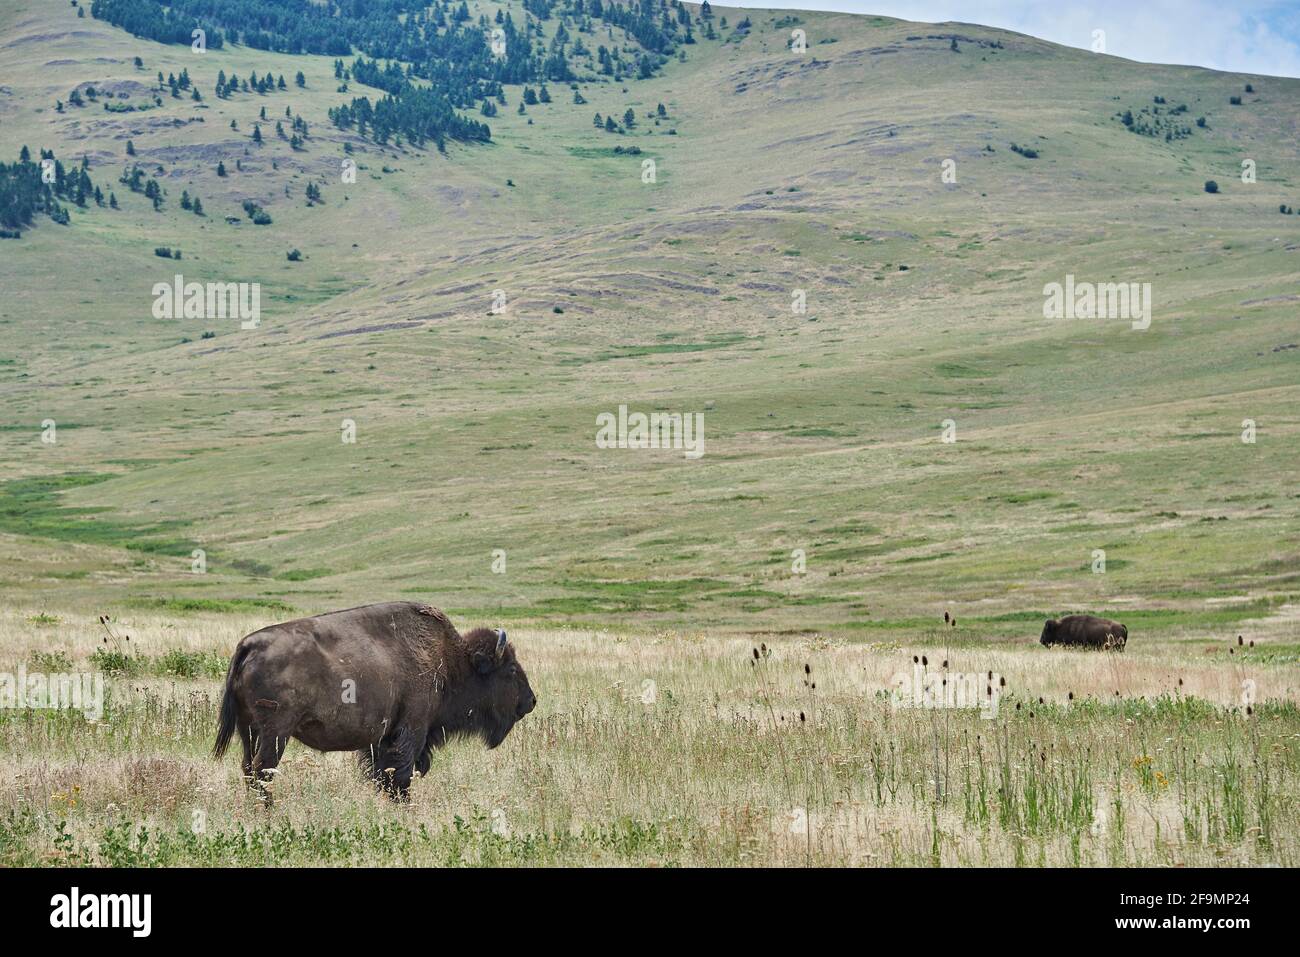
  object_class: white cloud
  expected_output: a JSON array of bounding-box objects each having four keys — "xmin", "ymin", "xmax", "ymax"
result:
[{"xmin": 726, "ymin": 1, "xmax": 1300, "ymax": 77}]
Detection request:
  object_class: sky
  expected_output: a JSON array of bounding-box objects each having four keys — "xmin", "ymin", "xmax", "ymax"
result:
[{"xmin": 728, "ymin": 1, "xmax": 1300, "ymax": 78}]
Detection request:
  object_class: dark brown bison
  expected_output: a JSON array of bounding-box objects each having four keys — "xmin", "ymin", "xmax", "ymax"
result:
[
  {"xmin": 1040, "ymin": 614, "xmax": 1128, "ymax": 651},
  {"xmin": 213, "ymin": 601, "xmax": 536, "ymax": 802}
]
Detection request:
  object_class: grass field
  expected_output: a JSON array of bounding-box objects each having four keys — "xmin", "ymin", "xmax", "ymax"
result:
[
  {"xmin": 2, "ymin": 607, "xmax": 1297, "ymax": 866},
  {"xmin": 0, "ymin": 0, "xmax": 1297, "ymax": 866}
]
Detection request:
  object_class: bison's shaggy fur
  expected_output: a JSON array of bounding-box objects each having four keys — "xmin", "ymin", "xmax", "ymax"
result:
[
  {"xmin": 1040, "ymin": 614, "xmax": 1128, "ymax": 651},
  {"xmin": 213, "ymin": 602, "xmax": 536, "ymax": 802}
]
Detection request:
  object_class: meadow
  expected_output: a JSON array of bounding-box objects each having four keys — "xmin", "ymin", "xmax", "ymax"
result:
[
  {"xmin": 1, "ymin": 605, "xmax": 1296, "ymax": 866},
  {"xmin": 0, "ymin": 0, "xmax": 1297, "ymax": 866}
]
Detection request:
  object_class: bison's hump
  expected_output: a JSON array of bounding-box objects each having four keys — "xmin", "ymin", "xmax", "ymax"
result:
[{"xmin": 413, "ymin": 603, "xmax": 450, "ymax": 623}]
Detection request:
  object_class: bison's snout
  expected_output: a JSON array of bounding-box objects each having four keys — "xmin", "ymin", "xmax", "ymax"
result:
[{"xmin": 519, "ymin": 693, "xmax": 537, "ymax": 718}]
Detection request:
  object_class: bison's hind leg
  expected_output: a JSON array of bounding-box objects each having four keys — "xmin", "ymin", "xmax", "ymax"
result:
[
  {"xmin": 248, "ymin": 728, "xmax": 288, "ymax": 808},
  {"xmin": 239, "ymin": 722, "xmax": 255, "ymax": 780}
]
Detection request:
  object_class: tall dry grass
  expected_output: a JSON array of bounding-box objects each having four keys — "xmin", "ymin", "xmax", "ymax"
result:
[{"xmin": 1, "ymin": 608, "xmax": 1296, "ymax": 866}]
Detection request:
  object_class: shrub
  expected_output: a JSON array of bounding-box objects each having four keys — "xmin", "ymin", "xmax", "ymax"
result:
[
  {"xmin": 154, "ymin": 649, "xmax": 227, "ymax": 679},
  {"xmin": 30, "ymin": 650, "xmax": 72, "ymax": 670},
  {"xmin": 1204, "ymin": 180, "xmax": 1219, "ymax": 194},
  {"xmin": 90, "ymin": 647, "xmax": 140, "ymax": 676}
]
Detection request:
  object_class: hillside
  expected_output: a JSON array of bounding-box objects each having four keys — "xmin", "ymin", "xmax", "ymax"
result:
[{"xmin": 1, "ymin": 0, "xmax": 1298, "ymax": 644}]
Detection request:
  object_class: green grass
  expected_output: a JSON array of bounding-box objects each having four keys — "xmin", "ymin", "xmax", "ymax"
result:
[
  {"xmin": 0, "ymin": 474, "xmax": 198, "ymax": 557},
  {"xmin": 1, "ymin": 618, "xmax": 1296, "ymax": 867},
  {"xmin": 121, "ymin": 597, "xmax": 296, "ymax": 615},
  {"xmin": 1, "ymin": 3, "xmax": 1295, "ymax": 635},
  {"xmin": 0, "ymin": 1, "xmax": 1298, "ymax": 867}
]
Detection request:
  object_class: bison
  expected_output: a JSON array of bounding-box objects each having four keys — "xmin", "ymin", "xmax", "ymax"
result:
[
  {"xmin": 1040, "ymin": 614, "xmax": 1128, "ymax": 651},
  {"xmin": 213, "ymin": 601, "xmax": 536, "ymax": 802}
]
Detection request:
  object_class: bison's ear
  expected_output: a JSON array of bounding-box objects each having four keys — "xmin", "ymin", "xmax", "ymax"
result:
[{"xmin": 472, "ymin": 630, "xmax": 509, "ymax": 675}]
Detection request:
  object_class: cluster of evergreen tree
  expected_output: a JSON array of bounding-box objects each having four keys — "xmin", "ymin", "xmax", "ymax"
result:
[
  {"xmin": 587, "ymin": 0, "xmax": 679, "ymax": 56},
  {"xmin": 1117, "ymin": 102, "xmax": 1196, "ymax": 142},
  {"xmin": 592, "ymin": 106, "xmax": 640, "ymax": 133},
  {"xmin": 90, "ymin": 0, "xmax": 226, "ymax": 49},
  {"xmin": 94, "ymin": 0, "xmax": 689, "ymax": 74},
  {"xmin": 160, "ymin": 68, "xmax": 202, "ymax": 100},
  {"xmin": 92, "ymin": 0, "xmax": 693, "ymax": 148},
  {"xmin": 180, "ymin": 190, "xmax": 205, "ymax": 216},
  {"xmin": 330, "ymin": 84, "xmax": 491, "ymax": 149},
  {"xmin": 215, "ymin": 69, "xmax": 290, "ymax": 98},
  {"xmin": 1, "ymin": 148, "xmax": 117, "ymax": 235},
  {"xmin": 119, "ymin": 164, "xmax": 166, "ymax": 210},
  {"xmin": 242, "ymin": 199, "xmax": 273, "ymax": 225}
]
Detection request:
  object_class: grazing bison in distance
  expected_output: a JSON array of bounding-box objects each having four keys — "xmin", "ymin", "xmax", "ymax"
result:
[
  {"xmin": 213, "ymin": 602, "xmax": 536, "ymax": 802},
  {"xmin": 1040, "ymin": 614, "xmax": 1128, "ymax": 651}
]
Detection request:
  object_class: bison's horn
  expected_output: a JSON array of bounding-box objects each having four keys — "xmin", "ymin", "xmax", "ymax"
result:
[{"xmin": 495, "ymin": 628, "xmax": 508, "ymax": 660}]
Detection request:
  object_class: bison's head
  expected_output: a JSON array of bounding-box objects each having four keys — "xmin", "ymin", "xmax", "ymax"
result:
[
  {"xmin": 467, "ymin": 628, "xmax": 536, "ymax": 748},
  {"xmin": 1040, "ymin": 620, "xmax": 1057, "ymax": 646}
]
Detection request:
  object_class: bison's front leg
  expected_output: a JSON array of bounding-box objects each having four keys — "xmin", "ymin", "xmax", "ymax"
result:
[
  {"xmin": 414, "ymin": 732, "xmax": 436, "ymax": 778},
  {"xmin": 369, "ymin": 726, "xmax": 422, "ymax": 802}
]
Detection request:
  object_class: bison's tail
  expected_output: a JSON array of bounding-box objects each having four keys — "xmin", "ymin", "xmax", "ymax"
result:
[{"xmin": 213, "ymin": 643, "xmax": 251, "ymax": 759}]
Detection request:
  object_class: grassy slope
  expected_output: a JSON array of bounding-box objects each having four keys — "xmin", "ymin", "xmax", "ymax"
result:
[
  {"xmin": 1, "ymin": 1, "xmax": 1298, "ymax": 870},
  {"xmin": 0, "ymin": 0, "xmax": 1297, "ymax": 647}
]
